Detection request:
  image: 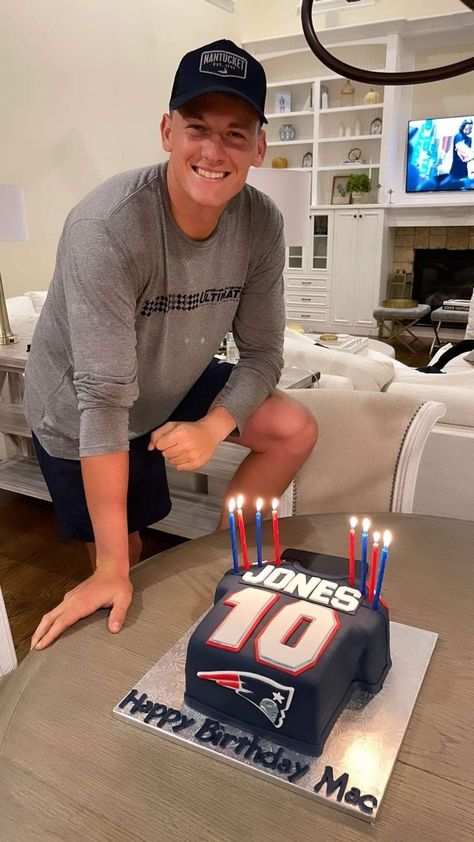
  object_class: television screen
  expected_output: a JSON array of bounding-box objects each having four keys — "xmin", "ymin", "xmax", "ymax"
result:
[{"xmin": 406, "ymin": 116, "xmax": 474, "ymax": 193}]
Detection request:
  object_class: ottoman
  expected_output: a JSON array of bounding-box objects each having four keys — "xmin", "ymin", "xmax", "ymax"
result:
[
  {"xmin": 429, "ymin": 306, "xmax": 469, "ymax": 354},
  {"xmin": 373, "ymin": 304, "xmax": 431, "ymax": 353}
]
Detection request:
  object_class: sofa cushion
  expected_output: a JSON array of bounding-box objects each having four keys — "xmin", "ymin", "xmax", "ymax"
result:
[
  {"xmin": 389, "ymin": 360, "xmax": 474, "ymax": 390},
  {"xmin": 387, "ymin": 382, "xmax": 471, "ymax": 426},
  {"xmin": 283, "ymin": 335, "xmax": 395, "ymax": 391}
]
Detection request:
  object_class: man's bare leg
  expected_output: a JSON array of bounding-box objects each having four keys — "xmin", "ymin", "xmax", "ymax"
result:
[
  {"xmin": 86, "ymin": 530, "xmax": 143, "ymax": 570},
  {"xmin": 217, "ymin": 391, "xmax": 317, "ymax": 529}
]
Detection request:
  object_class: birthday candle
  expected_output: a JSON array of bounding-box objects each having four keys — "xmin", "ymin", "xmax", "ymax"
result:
[
  {"xmin": 236, "ymin": 495, "xmax": 250, "ymax": 571},
  {"xmin": 348, "ymin": 516, "xmax": 358, "ymax": 587},
  {"xmin": 360, "ymin": 517, "xmax": 371, "ymax": 595},
  {"xmin": 372, "ymin": 530, "xmax": 392, "ymax": 610},
  {"xmin": 368, "ymin": 531, "xmax": 380, "ymax": 602},
  {"xmin": 256, "ymin": 498, "xmax": 263, "ymax": 567},
  {"xmin": 228, "ymin": 498, "xmax": 239, "ymax": 574},
  {"xmin": 272, "ymin": 498, "xmax": 281, "ymax": 567}
]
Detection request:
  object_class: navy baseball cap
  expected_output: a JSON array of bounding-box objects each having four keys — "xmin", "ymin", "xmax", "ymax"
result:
[{"xmin": 169, "ymin": 39, "xmax": 267, "ymax": 124}]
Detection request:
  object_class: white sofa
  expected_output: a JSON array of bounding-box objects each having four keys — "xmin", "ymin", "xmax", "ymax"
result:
[
  {"xmin": 3, "ymin": 294, "xmax": 472, "ymax": 521},
  {"xmin": 283, "ymin": 327, "xmax": 474, "ymax": 521}
]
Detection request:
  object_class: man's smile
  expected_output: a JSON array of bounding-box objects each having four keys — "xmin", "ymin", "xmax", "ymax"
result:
[{"xmin": 193, "ymin": 167, "xmax": 229, "ymax": 180}]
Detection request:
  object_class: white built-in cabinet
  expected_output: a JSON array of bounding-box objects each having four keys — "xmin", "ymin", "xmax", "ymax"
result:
[
  {"xmin": 331, "ymin": 209, "xmax": 385, "ymax": 331},
  {"xmin": 284, "ymin": 209, "xmax": 386, "ymax": 334},
  {"xmin": 285, "ymin": 212, "xmax": 332, "ymax": 330},
  {"xmin": 245, "ymin": 24, "xmax": 411, "ymax": 334}
]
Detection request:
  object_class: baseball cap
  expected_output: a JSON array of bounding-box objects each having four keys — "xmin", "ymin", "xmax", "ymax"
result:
[{"xmin": 169, "ymin": 39, "xmax": 267, "ymax": 124}]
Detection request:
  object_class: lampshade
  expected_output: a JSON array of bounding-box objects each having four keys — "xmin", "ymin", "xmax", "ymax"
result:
[
  {"xmin": 0, "ymin": 185, "xmax": 28, "ymax": 242},
  {"xmin": 0, "ymin": 184, "xmax": 28, "ymax": 345},
  {"xmin": 246, "ymin": 168, "xmax": 311, "ymax": 246}
]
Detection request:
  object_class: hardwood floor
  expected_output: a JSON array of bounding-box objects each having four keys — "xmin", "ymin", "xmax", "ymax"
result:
[
  {"xmin": 0, "ymin": 336, "xmax": 432, "ymax": 665},
  {"xmin": 0, "ymin": 491, "xmax": 186, "ymax": 663},
  {"xmin": 381, "ymin": 336, "xmax": 433, "ymax": 367}
]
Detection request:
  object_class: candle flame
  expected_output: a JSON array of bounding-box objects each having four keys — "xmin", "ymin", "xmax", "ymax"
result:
[
  {"xmin": 373, "ymin": 531, "xmax": 381, "ymax": 544},
  {"xmin": 236, "ymin": 494, "xmax": 244, "ymax": 510},
  {"xmin": 228, "ymin": 498, "xmax": 236, "ymax": 513},
  {"xmin": 350, "ymin": 516, "xmax": 358, "ymax": 529},
  {"xmin": 256, "ymin": 498, "xmax": 263, "ymax": 512},
  {"xmin": 272, "ymin": 498, "xmax": 279, "ymax": 511},
  {"xmin": 362, "ymin": 517, "xmax": 371, "ymax": 532},
  {"xmin": 383, "ymin": 530, "xmax": 392, "ymax": 547}
]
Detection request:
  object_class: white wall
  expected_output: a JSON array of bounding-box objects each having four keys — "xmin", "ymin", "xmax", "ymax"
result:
[
  {"xmin": 2, "ymin": 1, "xmax": 472, "ymax": 296},
  {"xmin": 1, "ymin": 0, "xmax": 242, "ymax": 296},
  {"xmin": 239, "ymin": 1, "xmax": 465, "ymax": 41},
  {"xmin": 413, "ymin": 48, "xmax": 474, "ymax": 120}
]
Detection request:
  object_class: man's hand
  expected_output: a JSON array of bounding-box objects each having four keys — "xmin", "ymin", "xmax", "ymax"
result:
[
  {"xmin": 30, "ymin": 564, "xmax": 133, "ymax": 651},
  {"xmin": 148, "ymin": 407, "xmax": 237, "ymax": 471},
  {"xmin": 148, "ymin": 419, "xmax": 221, "ymax": 470}
]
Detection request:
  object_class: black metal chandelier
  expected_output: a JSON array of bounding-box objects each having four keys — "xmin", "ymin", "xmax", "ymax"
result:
[{"xmin": 301, "ymin": 0, "xmax": 474, "ymax": 84}]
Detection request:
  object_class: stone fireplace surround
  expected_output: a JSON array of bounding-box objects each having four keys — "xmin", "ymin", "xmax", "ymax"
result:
[
  {"xmin": 391, "ymin": 226, "xmax": 474, "ymax": 278},
  {"xmin": 388, "ymin": 225, "xmax": 474, "ymax": 311}
]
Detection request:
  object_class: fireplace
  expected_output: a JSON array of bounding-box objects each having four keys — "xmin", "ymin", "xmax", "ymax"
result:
[
  {"xmin": 413, "ymin": 249, "xmax": 474, "ymax": 308},
  {"xmin": 412, "ymin": 249, "xmax": 474, "ymax": 323}
]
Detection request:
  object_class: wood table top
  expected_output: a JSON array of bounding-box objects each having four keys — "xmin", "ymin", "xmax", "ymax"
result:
[{"xmin": 0, "ymin": 513, "xmax": 473, "ymax": 841}]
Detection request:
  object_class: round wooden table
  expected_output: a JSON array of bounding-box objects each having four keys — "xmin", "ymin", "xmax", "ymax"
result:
[{"xmin": 0, "ymin": 513, "xmax": 473, "ymax": 841}]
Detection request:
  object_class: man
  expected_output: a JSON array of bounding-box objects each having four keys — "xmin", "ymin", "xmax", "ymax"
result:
[
  {"xmin": 25, "ymin": 39, "xmax": 317, "ymax": 651},
  {"xmin": 450, "ymin": 117, "xmax": 474, "ymax": 182}
]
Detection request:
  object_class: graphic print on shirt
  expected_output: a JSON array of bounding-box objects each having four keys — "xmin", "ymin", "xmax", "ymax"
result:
[{"xmin": 141, "ymin": 285, "xmax": 242, "ymax": 316}]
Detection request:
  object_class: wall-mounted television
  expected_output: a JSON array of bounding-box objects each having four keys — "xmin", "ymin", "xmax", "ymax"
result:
[{"xmin": 406, "ymin": 116, "xmax": 474, "ymax": 193}]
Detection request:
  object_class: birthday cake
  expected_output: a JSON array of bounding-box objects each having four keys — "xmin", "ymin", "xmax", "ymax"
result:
[{"xmin": 184, "ymin": 549, "xmax": 391, "ymax": 755}]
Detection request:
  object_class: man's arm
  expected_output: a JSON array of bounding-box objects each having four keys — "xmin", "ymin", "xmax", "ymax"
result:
[
  {"xmin": 30, "ymin": 451, "xmax": 133, "ymax": 650},
  {"xmin": 212, "ymin": 194, "xmax": 286, "ymax": 434},
  {"xmin": 148, "ymin": 405, "xmax": 237, "ymax": 470}
]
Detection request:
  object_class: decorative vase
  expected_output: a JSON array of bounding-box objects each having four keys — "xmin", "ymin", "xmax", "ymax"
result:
[
  {"xmin": 364, "ymin": 88, "xmax": 381, "ymax": 105},
  {"xmin": 338, "ymin": 122, "xmax": 345, "ymax": 137},
  {"xmin": 279, "ymin": 123, "xmax": 296, "ymax": 141},
  {"xmin": 321, "ymin": 85, "xmax": 329, "ymax": 110},
  {"xmin": 272, "ymin": 157, "xmax": 288, "ymax": 168},
  {"xmin": 340, "ymin": 79, "xmax": 355, "ymax": 107},
  {"xmin": 350, "ymin": 192, "xmax": 369, "ymax": 204}
]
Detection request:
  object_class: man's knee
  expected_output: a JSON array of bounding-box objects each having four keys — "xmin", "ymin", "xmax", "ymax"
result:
[
  {"xmin": 279, "ymin": 397, "xmax": 318, "ymax": 457},
  {"xmin": 246, "ymin": 393, "xmax": 317, "ymax": 456}
]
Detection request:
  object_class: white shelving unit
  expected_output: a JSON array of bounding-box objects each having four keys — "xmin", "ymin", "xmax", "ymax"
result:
[
  {"xmin": 257, "ymin": 38, "xmax": 392, "ymax": 207},
  {"xmin": 246, "ymin": 26, "xmax": 407, "ymax": 334}
]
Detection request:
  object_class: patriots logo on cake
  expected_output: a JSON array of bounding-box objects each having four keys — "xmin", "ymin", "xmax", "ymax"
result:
[{"xmin": 197, "ymin": 671, "xmax": 295, "ymax": 729}]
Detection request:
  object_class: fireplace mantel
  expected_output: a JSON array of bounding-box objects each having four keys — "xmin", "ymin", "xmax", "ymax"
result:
[{"xmin": 387, "ymin": 203, "xmax": 474, "ymax": 227}]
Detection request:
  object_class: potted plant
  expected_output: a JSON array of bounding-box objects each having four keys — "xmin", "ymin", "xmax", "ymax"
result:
[{"xmin": 346, "ymin": 172, "xmax": 372, "ymax": 204}]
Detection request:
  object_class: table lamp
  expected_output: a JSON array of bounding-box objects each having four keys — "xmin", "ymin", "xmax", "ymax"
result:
[
  {"xmin": 246, "ymin": 168, "xmax": 311, "ymax": 247},
  {"xmin": 0, "ymin": 185, "xmax": 28, "ymax": 345}
]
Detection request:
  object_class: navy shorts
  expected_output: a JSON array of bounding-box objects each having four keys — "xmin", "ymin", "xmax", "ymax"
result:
[{"xmin": 32, "ymin": 358, "xmax": 234, "ymax": 542}]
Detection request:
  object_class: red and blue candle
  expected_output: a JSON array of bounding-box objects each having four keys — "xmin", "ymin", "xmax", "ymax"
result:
[
  {"xmin": 368, "ymin": 531, "xmax": 380, "ymax": 602},
  {"xmin": 360, "ymin": 517, "xmax": 371, "ymax": 595},
  {"xmin": 272, "ymin": 498, "xmax": 281, "ymax": 567},
  {"xmin": 372, "ymin": 530, "xmax": 391, "ymax": 610},
  {"xmin": 228, "ymin": 498, "xmax": 239, "ymax": 574},
  {"xmin": 236, "ymin": 495, "xmax": 250, "ymax": 571},
  {"xmin": 256, "ymin": 498, "xmax": 263, "ymax": 567},
  {"xmin": 348, "ymin": 516, "xmax": 358, "ymax": 587}
]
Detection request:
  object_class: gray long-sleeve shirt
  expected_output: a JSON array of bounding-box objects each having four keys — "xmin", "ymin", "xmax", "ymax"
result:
[{"xmin": 24, "ymin": 163, "xmax": 285, "ymax": 459}]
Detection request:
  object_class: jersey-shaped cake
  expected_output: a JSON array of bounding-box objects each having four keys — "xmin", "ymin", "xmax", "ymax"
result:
[{"xmin": 184, "ymin": 550, "xmax": 391, "ymax": 755}]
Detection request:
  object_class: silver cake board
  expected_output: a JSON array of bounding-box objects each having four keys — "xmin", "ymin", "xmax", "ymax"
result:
[{"xmin": 113, "ymin": 621, "xmax": 437, "ymax": 824}]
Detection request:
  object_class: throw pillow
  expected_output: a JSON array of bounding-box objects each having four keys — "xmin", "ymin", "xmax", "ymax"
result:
[{"xmin": 283, "ymin": 336, "xmax": 395, "ymax": 392}]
